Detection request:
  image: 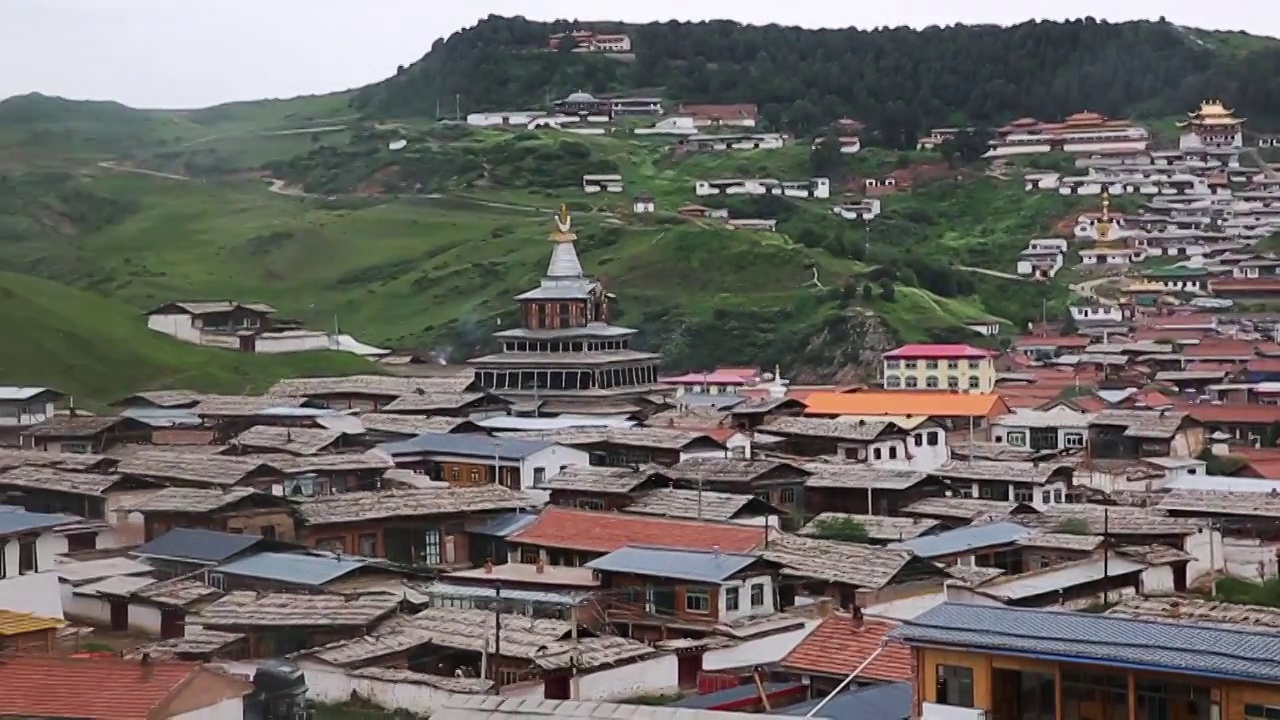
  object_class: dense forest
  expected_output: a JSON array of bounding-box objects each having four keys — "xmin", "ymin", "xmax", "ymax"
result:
[{"xmin": 352, "ymin": 16, "xmax": 1280, "ymax": 138}]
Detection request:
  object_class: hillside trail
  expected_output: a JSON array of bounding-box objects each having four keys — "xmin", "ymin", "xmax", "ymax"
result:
[
  {"xmin": 1070, "ymin": 275, "xmax": 1121, "ymax": 305},
  {"xmin": 957, "ymin": 265, "xmax": 1026, "ymax": 281},
  {"xmin": 96, "ymin": 161, "xmax": 192, "ymax": 181}
]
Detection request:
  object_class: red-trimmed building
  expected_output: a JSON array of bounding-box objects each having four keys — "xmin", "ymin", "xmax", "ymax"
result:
[{"xmin": 882, "ymin": 344, "xmax": 996, "ymax": 392}]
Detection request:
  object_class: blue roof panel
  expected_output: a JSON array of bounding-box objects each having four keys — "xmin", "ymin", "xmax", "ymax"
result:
[
  {"xmin": 889, "ymin": 521, "xmax": 1030, "ymax": 558},
  {"xmin": 134, "ymin": 528, "xmax": 265, "ymax": 563},
  {"xmin": 215, "ymin": 551, "xmax": 369, "ymax": 586},
  {"xmin": 585, "ymin": 545, "xmax": 760, "ymax": 584},
  {"xmin": 0, "ymin": 508, "xmax": 79, "ymax": 537},
  {"xmin": 891, "ymin": 603, "xmax": 1280, "ymax": 684}
]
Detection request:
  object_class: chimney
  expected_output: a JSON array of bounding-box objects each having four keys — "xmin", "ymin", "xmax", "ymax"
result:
[
  {"xmin": 484, "ymin": 559, "xmax": 493, "ymax": 574},
  {"xmin": 536, "ymin": 558, "xmax": 546, "ymax": 574},
  {"xmin": 140, "ymin": 652, "xmax": 152, "ymax": 665},
  {"xmin": 711, "ymin": 544, "xmax": 722, "ymax": 559},
  {"xmin": 849, "ymin": 603, "xmax": 864, "ymax": 630}
]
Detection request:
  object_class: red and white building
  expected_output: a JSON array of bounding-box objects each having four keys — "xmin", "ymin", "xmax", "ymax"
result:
[
  {"xmin": 659, "ymin": 367, "xmax": 766, "ymax": 396},
  {"xmin": 984, "ymin": 112, "xmax": 1150, "ymax": 158},
  {"xmin": 881, "ymin": 344, "xmax": 997, "ymax": 393}
]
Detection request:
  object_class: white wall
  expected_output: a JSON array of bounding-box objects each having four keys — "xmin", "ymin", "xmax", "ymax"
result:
[
  {"xmin": 523, "ymin": 445, "xmax": 592, "ymax": 498},
  {"xmin": 63, "ymin": 591, "xmax": 114, "ymax": 626},
  {"xmin": 1184, "ymin": 527, "xmax": 1224, "ymax": 584},
  {"xmin": 0, "ymin": 571, "xmax": 63, "ymax": 617},
  {"xmin": 718, "ymin": 575, "xmax": 776, "ymax": 622},
  {"xmin": 1223, "ymin": 537, "xmax": 1280, "ymax": 582},
  {"xmin": 296, "ymin": 661, "xmax": 462, "ymax": 715},
  {"xmin": 254, "ymin": 333, "xmax": 330, "ymax": 354},
  {"xmin": 1140, "ymin": 565, "xmax": 1176, "ymax": 595},
  {"xmin": 131, "ymin": 602, "xmax": 165, "ymax": 635},
  {"xmin": 0, "ymin": 400, "xmax": 55, "ymax": 427},
  {"xmin": 172, "ymin": 697, "xmax": 246, "ymax": 720},
  {"xmin": 148, "ymin": 313, "xmax": 200, "ymax": 342}
]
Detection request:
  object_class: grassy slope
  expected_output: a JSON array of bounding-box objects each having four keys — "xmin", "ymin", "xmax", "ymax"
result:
[{"xmin": 0, "ymin": 271, "xmax": 374, "ymax": 403}]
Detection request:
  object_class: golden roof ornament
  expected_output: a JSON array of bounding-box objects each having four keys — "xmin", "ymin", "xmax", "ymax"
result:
[
  {"xmin": 1095, "ymin": 189, "xmax": 1114, "ymax": 244},
  {"xmin": 550, "ymin": 204, "xmax": 576, "ymax": 242}
]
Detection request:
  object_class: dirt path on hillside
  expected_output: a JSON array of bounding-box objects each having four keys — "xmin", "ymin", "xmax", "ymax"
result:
[
  {"xmin": 957, "ymin": 265, "xmax": 1027, "ymax": 281},
  {"xmin": 96, "ymin": 161, "xmax": 192, "ymax": 181}
]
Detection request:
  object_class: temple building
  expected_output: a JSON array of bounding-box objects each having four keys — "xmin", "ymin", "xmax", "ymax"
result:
[
  {"xmin": 984, "ymin": 111, "xmax": 1149, "ymax": 158},
  {"xmin": 1178, "ymin": 100, "xmax": 1244, "ymax": 151},
  {"xmin": 468, "ymin": 206, "xmax": 668, "ymax": 416}
]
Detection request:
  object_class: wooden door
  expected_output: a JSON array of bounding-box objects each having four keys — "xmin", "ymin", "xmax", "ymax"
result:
[{"xmin": 109, "ymin": 601, "xmax": 128, "ymax": 632}]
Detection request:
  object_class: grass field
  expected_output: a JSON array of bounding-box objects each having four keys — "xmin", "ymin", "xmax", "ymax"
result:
[
  {"xmin": 0, "ymin": 271, "xmax": 375, "ymax": 404},
  {"xmin": 1, "ymin": 111, "xmax": 1091, "ymax": 376}
]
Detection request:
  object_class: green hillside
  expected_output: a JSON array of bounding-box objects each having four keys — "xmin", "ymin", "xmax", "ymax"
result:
[{"xmin": 0, "ymin": 271, "xmax": 374, "ymax": 404}]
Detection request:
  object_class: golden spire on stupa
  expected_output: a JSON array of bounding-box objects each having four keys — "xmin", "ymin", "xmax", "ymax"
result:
[
  {"xmin": 1095, "ymin": 189, "xmax": 1115, "ymax": 244},
  {"xmin": 550, "ymin": 204, "xmax": 577, "ymax": 243}
]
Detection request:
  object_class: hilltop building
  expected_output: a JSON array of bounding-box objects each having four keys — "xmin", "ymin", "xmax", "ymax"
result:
[
  {"xmin": 547, "ymin": 30, "xmax": 632, "ymax": 53},
  {"xmin": 882, "ymin": 344, "xmax": 997, "ymax": 392},
  {"xmin": 984, "ymin": 112, "xmax": 1149, "ymax": 158},
  {"xmin": 468, "ymin": 206, "xmax": 667, "ymax": 416},
  {"xmin": 1179, "ymin": 100, "xmax": 1244, "ymax": 151}
]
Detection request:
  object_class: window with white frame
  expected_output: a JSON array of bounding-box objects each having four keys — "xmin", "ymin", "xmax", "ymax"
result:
[
  {"xmin": 926, "ymin": 376, "xmax": 940, "ymax": 389},
  {"xmin": 905, "ymin": 376, "xmax": 919, "ymax": 388},
  {"xmin": 685, "ymin": 589, "xmax": 711, "ymax": 613},
  {"xmin": 750, "ymin": 583, "xmax": 765, "ymax": 608},
  {"xmin": 968, "ymin": 376, "xmax": 981, "ymax": 389},
  {"xmin": 1064, "ymin": 432, "xmax": 1085, "ymax": 448},
  {"xmin": 1007, "ymin": 431, "xmax": 1027, "ymax": 447},
  {"xmin": 885, "ymin": 375, "xmax": 903, "ymax": 388},
  {"xmin": 926, "ymin": 360, "xmax": 939, "ymax": 370},
  {"xmin": 725, "ymin": 587, "xmax": 740, "ymax": 611}
]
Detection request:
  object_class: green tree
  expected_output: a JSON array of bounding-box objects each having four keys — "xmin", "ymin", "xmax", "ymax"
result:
[
  {"xmin": 808, "ymin": 516, "xmax": 871, "ymax": 543},
  {"xmin": 809, "ymin": 130, "xmax": 844, "ymax": 179},
  {"xmin": 878, "ymin": 278, "xmax": 896, "ymax": 302},
  {"xmin": 1060, "ymin": 309, "xmax": 1079, "ymax": 335}
]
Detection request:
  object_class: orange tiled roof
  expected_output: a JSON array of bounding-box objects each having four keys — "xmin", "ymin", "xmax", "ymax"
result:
[
  {"xmin": 1247, "ymin": 358, "xmax": 1280, "ymax": 373},
  {"xmin": 803, "ymin": 392, "xmax": 1009, "ymax": 418},
  {"xmin": 1183, "ymin": 340, "xmax": 1269, "ymax": 358},
  {"xmin": 781, "ymin": 614, "xmax": 912, "ymax": 681},
  {"xmin": 1244, "ymin": 460, "xmax": 1280, "ymax": 480},
  {"xmin": 0, "ymin": 656, "xmax": 217, "ymax": 720},
  {"xmin": 508, "ymin": 506, "xmax": 765, "ymax": 554}
]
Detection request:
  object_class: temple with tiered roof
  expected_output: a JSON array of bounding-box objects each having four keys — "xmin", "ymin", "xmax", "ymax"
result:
[
  {"xmin": 468, "ymin": 206, "xmax": 667, "ymax": 415},
  {"xmin": 1178, "ymin": 100, "xmax": 1244, "ymax": 151}
]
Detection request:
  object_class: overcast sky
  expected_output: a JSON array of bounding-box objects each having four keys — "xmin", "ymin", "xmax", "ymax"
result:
[{"xmin": 3, "ymin": 0, "xmax": 1276, "ymax": 109}]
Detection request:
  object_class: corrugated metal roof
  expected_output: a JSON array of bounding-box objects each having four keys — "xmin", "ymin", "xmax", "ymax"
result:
[
  {"xmin": 379, "ymin": 432, "xmax": 553, "ymax": 460},
  {"xmin": 889, "ymin": 522, "xmax": 1031, "ymax": 558},
  {"xmin": 133, "ymin": 528, "xmax": 264, "ymax": 563},
  {"xmin": 0, "ymin": 387, "xmax": 57, "ymax": 401},
  {"xmin": 438, "ymin": 696, "xmax": 827, "ymax": 718},
  {"xmin": 586, "ymin": 545, "xmax": 760, "ymax": 583},
  {"xmin": 215, "ymin": 552, "xmax": 369, "ymax": 586},
  {"xmin": 892, "ymin": 602, "xmax": 1280, "ymax": 683},
  {"xmin": 0, "ymin": 508, "xmax": 79, "ymax": 537},
  {"xmin": 465, "ymin": 511, "xmax": 541, "ymax": 537},
  {"xmin": 781, "ymin": 680, "xmax": 911, "ymax": 719}
]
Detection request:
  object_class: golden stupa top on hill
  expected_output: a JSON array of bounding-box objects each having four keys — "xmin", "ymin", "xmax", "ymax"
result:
[
  {"xmin": 550, "ymin": 204, "xmax": 577, "ymax": 242},
  {"xmin": 1095, "ymin": 190, "xmax": 1115, "ymax": 244}
]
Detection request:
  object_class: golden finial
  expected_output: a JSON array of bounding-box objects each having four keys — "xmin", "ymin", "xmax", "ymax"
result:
[
  {"xmin": 550, "ymin": 204, "xmax": 576, "ymax": 242},
  {"xmin": 1096, "ymin": 189, "xmax": 1113, "ymax": 244}
]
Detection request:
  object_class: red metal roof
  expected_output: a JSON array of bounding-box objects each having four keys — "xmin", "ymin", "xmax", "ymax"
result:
[
  {"xmin": 509, "ymin": 506, "xmax": 765, "ymax": 554},
  {"xmin": 1012, "ymin": 335, "xmax": 1091, "ymax": 349},
  {"xmin": 0, "ymin": 656, "xmax": 211, "ymax": 720},
  {"xmin": 883, "ymin": 344, "xmax": 991, "ymax": 359},
  {"xmin": 1247, "ymin": 358, "xmax": 1280, "ymax": 373},
  {"xmin": 781, "ymin": 614, "xmax": 913, "ymax": 681},
  {"xmin": 1186, "ymin": 405, "xmax": 1280, "ymax": 424},
  {"xmin": 1183, "ymin": 340, "xmax": 1266, "ymax": 358}
]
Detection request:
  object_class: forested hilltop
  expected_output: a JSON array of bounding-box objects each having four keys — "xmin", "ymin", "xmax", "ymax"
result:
[{"xmin": 353, "ymin": 16, "xmax": 1280, "ymax": 139}]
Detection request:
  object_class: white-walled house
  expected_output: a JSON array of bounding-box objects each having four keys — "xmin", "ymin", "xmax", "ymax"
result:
[
  {"xmin": 832, "ymin": 199, "xmax": 881, "ymax": 221},
  {"xmin": 0, "ymin": 508, "xmax": 82, "ymax": 618},
  {"xmin": 632, "ymin": 194, "xmax": 656, "ymax": 213},
  {"xmin": 378, "ymin": 433, "xmax": 589, "ymax": 502},
  {"xmin": 633, "ymin": 116, "xmax": 699, "ymax": 136},
  {"xmin": 466, "ymin": 111, "xmax": 545, "ymax": 127},
  {"xmin": 694, "ymin": 177, "xmax": 829, "ymax": 199},
  {"xmin": 991, "ymin": 407, "xmax": 1093, "ymax": 453},
  {"xmin": 1080, "ymin": 247, "xmax": 1147, "ymax": 266},
  {"xmin": 1070, "ymin": 305, "xmax": 1124, "ymax": 324},
  {"xmin": 582, "ymin": 174, "xmax": 624, "ymax": 194},
  {"xmin": 0, "ymin": 387, "xmax": 67, "ymax": 429}
]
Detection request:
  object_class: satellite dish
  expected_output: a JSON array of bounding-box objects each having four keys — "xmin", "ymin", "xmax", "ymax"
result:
[{"xmin": 388, "ymin": 139, "xmax": 408, "ymax": 151}]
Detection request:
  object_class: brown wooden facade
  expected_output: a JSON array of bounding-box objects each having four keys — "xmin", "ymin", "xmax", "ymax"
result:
[
  {"xmin": 804, "ymin": 478, "xmax": 951, "ymax": 518},
  {"xmin": 141, "ymin": 502, "xmax": 297, "ymax": 543},
  {"xmin": 914, "ymin": 646, "xmax": 1280, "ymax": 720},
  {"xmin": 392, "ymin": 458, "xmax": 522, "ymax": 491},
  {"xmin": 299, "ymin": 515, "xmax": 476, "ymax": 568}
]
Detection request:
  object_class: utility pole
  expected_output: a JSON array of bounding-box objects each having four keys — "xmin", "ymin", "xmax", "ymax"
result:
[
  {"xmin": 455, "ymin": 93, "xmax": 461, "ymax": 121},
  {"xmin": 492, "ymin": 583, "xmax": 503, "ymax": 695},
  {"xmin": 696, "ymin": 477, "xmax": 703, "ymax": 521},
  {"xmin": 1101, "ymin": 508, "xmax": 1110, "ymax": 605}
]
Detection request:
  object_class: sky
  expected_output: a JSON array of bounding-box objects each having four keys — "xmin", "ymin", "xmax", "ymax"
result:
[{"xmin": 3, "ymin": 0, "xmax": 1277, "ymax": 109}]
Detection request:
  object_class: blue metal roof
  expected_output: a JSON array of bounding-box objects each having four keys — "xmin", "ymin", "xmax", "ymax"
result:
[
  {"xmin": 888, "ymin": 521, "xmax": 1030, "ymax": 558},
  {"xmin": 585, "ymin": 546, "xmax": 761, "ymax": 584},
  {"xmin": 891, "ymin": 603, "xmax": 1280, "ymax": 684},
  {"xmin": 133, "ymin": 528, "xmax": 264, "ymax": 563},
  {"xmin": 671, "ymin": 682, "xmax": 804, "ymax": 709},
  {"xmin": 0, "ymin": 508, "xmax": 79, "ymax": 537},
  {"xmin": 782, "ymin": 681, "xmax": 911, "ymax": 720},
  {"xmin": 466, "ymin": 511, "xmax": 540, "ymax": 537},
  {"xmin": 380, "ymin": 432, "xmax": 553, "ymax": 461},
  {"xmin": 215, "ymin": 551, "xmax": 369, "ymax": 586}
]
